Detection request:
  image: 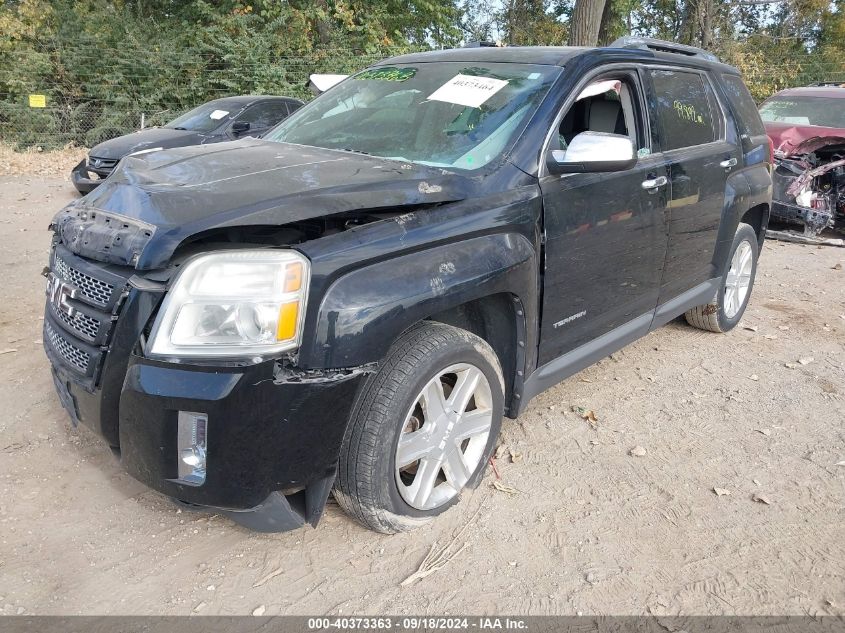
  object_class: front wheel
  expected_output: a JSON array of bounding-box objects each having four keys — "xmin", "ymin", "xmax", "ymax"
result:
[
  {"xmin": 334, "ymin": 322, "xmax": 504, "ymax": 533},
  {"xmin": 685, "ymin": 222, "xmax": 759, "ymax": 333}
]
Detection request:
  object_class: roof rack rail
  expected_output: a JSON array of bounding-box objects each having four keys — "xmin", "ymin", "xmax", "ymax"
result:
[
  {"xmin": 609, "ymin": 36, "xmax": 719, "ymax": 63},
  {"xmin": 808, "ymin": 81, "xmax": 845, "ymax": 87},
  {"xmin": 463, "ymin": 41, "xmax": 499, "ymax": 48}
]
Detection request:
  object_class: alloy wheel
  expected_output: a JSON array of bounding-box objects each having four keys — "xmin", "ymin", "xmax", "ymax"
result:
[
  {"xmin": 394, "ymin": 363, "xmax": 493, "ymax": 510},
  {"xmin": 724, "ymin": 240, "xmax": 753, "ymax": 319}
]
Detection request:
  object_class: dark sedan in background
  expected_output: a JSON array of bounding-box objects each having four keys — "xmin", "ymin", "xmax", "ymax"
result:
[{"xmin": 71, "ymin": 95, "xmax": 303, "ymax": 194}]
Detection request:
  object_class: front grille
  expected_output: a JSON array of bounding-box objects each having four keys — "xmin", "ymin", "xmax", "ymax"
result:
[
  {"xmin": 89, "ymin": 156, "xmax": 118, "ymax": 170},
  {"xmin": 52, "ymin": 305, "xmax": 101, "ymax": 341},
  {"xmin": 54, "ymin": 255, "xmax": 115, "ymax": 307},
  {"xmin": 44, "ymin": 246, "xmax": 131, "ymax": 384},
  {"xmin": 44, "ymin": 320, "xmax": 90, "ymax": 373}
]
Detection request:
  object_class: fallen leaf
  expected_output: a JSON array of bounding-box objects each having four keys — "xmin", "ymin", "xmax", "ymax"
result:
[
  {"xmin": 751, "ymin": 493, "xmax": 772, "ymax": 505},
  {"xmin": 749, "ymin": 374, "xmax": 759, "ymax": 381},
  {"xmin": 798, "ymin": 357, "xmax": 814, "ymax": 365},
  {"xmin": 589, "ymin": 439, "xmax": 600, "ymax": 445},
  {"xmin": 755, "ymin": 428, "xmax": 771, "ymax": 436},
  {"xmin": 629, "ymin": 445, "xmax": 647, "ymax": 457},
  {"xmin": 753, "ymin": 478, "xmax": 761, "ymax": 486},
  {"xmin": 713, "ymin": 487, "xmax": 731, "ymax": 496},
  {"xmin": 763, "ymin": 334, "xmax": 778, "ymax": 340},
  {"xmin": 777, "ymin": 325, "xmax": 790, "ymax": 331},
  {"xmin": 784, "ymin": 363, "xmax": 798, "ymax": 369},
  {"xmin": 571, "ymin": 406, "xmax": 598, "ymax": 425},
  {"xmin": 494, "ymin": 445, "xmax": 507, "ymax": 460},
  {"xmin": 833, "ymin": 263, "xmax": 842, "ymax": 270},
  {"xmin": 743, "ymin": 325, "xmax": 758, "ymax": 332},
  {"xmin": 509, "ymin": 450, "xmax": 523, "ymax": 463},
  {"xmin": 252, "ymin": 605, "xmax": 266, "ymax": 617},
  {"xmin": 193, "ymin": 602, "xmax": 207, "ymax": 613},
  {"xmin": 492, "ymin": 480, "xmax": 520, "ymax": 496}
]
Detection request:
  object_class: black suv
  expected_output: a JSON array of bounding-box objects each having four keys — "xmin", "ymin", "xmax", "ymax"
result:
[{"xmin": 42, "ymin": 38, "xmax": 772, "ymax": 533}]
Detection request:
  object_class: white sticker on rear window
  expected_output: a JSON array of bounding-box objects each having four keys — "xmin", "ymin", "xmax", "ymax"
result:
[
  {"xmin": 209, "ymin": 109, "xmax": 230, "ymax": 120},
  {"xmin": 427, "ymin": 74, "xmax": 508, "ymax": 108}
]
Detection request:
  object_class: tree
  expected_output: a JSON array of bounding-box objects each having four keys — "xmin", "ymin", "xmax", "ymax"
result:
[{"xmin": 568, "ymin": 0, "xmax": 607, "ymax": 45}]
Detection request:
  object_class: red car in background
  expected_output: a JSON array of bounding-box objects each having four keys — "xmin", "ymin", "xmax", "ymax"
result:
[{"xmin": 759, "ymin": 84, "xmax": 845, "ymax": 235}]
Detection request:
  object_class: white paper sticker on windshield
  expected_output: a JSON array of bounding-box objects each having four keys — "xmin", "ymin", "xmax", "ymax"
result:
[
  {"xmin": 209, "ymin": 109, "xmax": 230, "ymax": 120},
  {"xmin": 427, "ymin": 74, "xmax": 508, "ymax": 108}
]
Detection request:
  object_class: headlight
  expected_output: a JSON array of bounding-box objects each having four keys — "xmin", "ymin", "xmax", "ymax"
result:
[{"xmin": 148, "ymin": 250, "xmax": 310, "ymax": 359}]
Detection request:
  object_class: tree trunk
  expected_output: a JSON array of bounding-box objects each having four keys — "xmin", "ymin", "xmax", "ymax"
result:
[
  {"xmin": 597, "ymin": 0, "xmax": 616, "ymax": 46},
  {"xmin": 678, "ymin": 0, "xmax": 698, "ymax": 45},
  {"xmin": 700, "ymin": 0, "xmax": 714, "ymax": 49},
  {"xmin": 568, "ymin": 0, "xmax": 608, "ymax": 46}
]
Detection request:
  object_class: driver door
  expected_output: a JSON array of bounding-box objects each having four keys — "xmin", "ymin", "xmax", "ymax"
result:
[{"xmin": 538, "ymin": 70, "xmax": 670, "ymax": 364}]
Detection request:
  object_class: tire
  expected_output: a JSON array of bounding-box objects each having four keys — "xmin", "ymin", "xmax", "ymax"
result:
[
  {"xmin": 685, "ymin": 222, "xmax": 759, "ymax": 333},
  {"xmin": 334, "ymin": 322, "xmax": 505, "ymax": 534}
]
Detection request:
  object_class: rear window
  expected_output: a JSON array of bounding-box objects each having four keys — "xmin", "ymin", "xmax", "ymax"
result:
[
  {"xmin": 759, "ymin": 96, "xmax": 845, "ymax": 128},
  {"xmin": 650, "ymin": 70, "xmax": 718, "ymax": 150},
  {"xmin": 721, "ymin": 75, "xmax": 766, "ymax": 137}
]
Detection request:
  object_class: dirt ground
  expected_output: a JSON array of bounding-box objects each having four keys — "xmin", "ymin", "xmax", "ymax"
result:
[{"xmin": 0, "ymin": 153, "xmax": 843, "ymax": 617}]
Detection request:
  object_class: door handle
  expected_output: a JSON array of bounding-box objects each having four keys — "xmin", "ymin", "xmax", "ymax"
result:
[
  {"xmin": 641, "ymin": 175, "xmax": 668, "ymax": 191},
  {"xmin": 720, "ymin": 158, "xmax": 738, "ymax": 169}
]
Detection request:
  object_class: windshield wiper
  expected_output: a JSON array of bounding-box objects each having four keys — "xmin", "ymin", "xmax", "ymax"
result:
[{"xmin": 172, "ymin": 126, "xmax": 189, "ymax": 130}]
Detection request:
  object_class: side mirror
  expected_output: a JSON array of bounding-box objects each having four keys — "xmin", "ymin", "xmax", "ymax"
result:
[
  {"xmin": 547, "ymin": 131, "xmax": 637, "ymax": 174},
  {"xmin": 231, "ymin": 121, "xmax": 251, "ymax": 136}
]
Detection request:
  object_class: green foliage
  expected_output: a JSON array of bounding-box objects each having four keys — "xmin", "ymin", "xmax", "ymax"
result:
[
  {"xmin": 0, "ymin": 0, "xmax": 442, "ymax": 148},
  {"xmin": 1, "ymin": 0, "xmax": 843, "ymax": 149}
]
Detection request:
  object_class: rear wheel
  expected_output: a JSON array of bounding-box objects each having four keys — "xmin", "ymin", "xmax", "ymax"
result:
[
  {"xmin": 685, "ymin": 222, "xmax": 759, "ymax": 333},
  {"xmin": 334, "ymin": 322, "xmax": 504, "ymax": 533}
]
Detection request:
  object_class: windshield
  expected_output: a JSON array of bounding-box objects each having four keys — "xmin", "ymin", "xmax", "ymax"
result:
[
  {"xmin": 759, "ymin": 96, "xmax": 845, "ymax": 129},
  {"xmin": 264, "ymin": 62, "xmax": 560, "ymax": 170},
  {"xmin": 165, "ymin": 102, "xmax": 242, "ymax": 132}
]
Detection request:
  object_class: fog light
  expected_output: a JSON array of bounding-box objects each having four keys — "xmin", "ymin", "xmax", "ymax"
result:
[{"xmin": 177, "ymin": 411, "xmax": 207, "ymax": 486}]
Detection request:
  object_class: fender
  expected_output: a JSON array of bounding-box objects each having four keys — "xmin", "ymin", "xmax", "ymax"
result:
[
  {"xmin": 710, "ymin": 163, "xmax": 772, "ymax": 277},
  {"xmin": 303, "ymin": 232, "xmax": 538, "ymax": 371}
]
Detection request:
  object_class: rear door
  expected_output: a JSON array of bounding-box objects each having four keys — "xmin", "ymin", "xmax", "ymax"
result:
[{"xmin": 645, "ymin": 68, "xmax": 739, "ymax": 303}]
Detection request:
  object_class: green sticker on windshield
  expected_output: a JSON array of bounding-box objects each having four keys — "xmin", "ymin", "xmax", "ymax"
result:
[{"xmin": 355, "ymin": 67, "xmax": 416, "ymax": 82}]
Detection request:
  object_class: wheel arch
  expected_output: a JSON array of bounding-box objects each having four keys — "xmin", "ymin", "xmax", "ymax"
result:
[
  {"xmin": 425, "ymin": 293, "xmax": 527, "ymax": 419},
  {"xmin": 712, "ymin": 164, "xmax": 772, "ymax": 276},
  {"xmin": 740, "ymin": 202, "xmax": 770, "ymax": 251},
  {"xmin": 299, "ymin": 232, "xmax": 538, "ymax": 415}
]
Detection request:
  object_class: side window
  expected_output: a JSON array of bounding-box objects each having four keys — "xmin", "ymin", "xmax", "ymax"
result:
[
  {"xmin": 649, "ymin": 70, "xmax": 718, "ymax": 150},
  {"xmin": 555, "ymin": 76, "xmax": 646, "ymax": 154},
  {"xmin": 286, "ymin": 101, "xmax": 303, "ymax": 115},
  {"xmin": 720, "ymin": 74, "xmax": 766, "ymax": 137},
  {"xmin": 234, "ymin": 102, "xmax": 291, "ymax": 130}
]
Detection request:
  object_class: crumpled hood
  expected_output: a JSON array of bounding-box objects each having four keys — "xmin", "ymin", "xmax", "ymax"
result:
[
  {"xmin": 88, "ymin": 127, "xmax": 205, "ymax": 160},
  {"xmin": 778, "ymin": 134, "xmax": 845, "ymax": 158},
  {"xmin": 54, "ymin": 138, "xmax": 469, "ymax": 269},
  {"xmin": 765, "ymin": 122, "xmax": 845, "ymax": 157}
]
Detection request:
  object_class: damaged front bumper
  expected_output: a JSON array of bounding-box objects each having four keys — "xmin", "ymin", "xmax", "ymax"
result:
[
  {"xmin": 771, "ymin": 136, "xmax": 845, "ymax": 236},
  {"xmin": 117, "ymin": 356, "xmax": 368, "ymax": 531},
  {"xmin": 70, "ymin": 157, "xmax": 117, "ymax": 195}
]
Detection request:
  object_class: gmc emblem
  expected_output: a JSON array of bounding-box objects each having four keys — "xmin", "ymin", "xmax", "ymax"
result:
[{"xmin": 47, "ymin": 274, "xmax": 78, "ymax": 318}]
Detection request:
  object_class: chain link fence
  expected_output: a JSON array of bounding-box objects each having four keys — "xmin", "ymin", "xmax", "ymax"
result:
[
  {"xmin": 0, "ymin": 50, "xmax": 409, "ymax": 150},
  {"xmin": 1, "ymin": 49, "xmax": 843, "ymax": 150}
]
